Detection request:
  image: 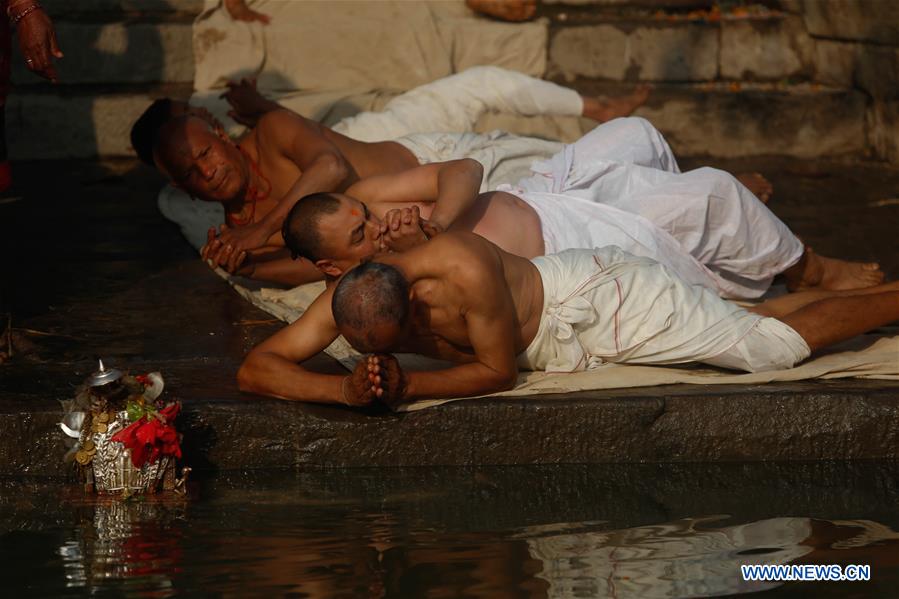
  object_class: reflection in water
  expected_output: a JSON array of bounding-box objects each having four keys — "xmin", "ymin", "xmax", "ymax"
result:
[
  {"xmin": 44, "ymin": 503, "xmax": 899, "ymax": 598},
  {"xmin": 59, "ymin": 498, "xmax": 185, "ymax": 596},
  {"xmin": 523, "ymin": 516, "xmax": 811, "ymax": 597},
  {"xmin": 2, "ymin": 466, "xmax": 899, "ymax": 597}
]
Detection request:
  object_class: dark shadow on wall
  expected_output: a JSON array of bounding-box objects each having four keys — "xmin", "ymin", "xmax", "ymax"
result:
[
  {"xmin": 6, "ymin": 0, "xmax": 175, "ymax": 160},
  {"xmin": 0, "ymin": 1, "xmax": 174, "ymax": 335}
]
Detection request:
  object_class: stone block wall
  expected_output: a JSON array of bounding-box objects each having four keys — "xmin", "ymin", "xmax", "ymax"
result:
[
  {"xmin": 541, "ymin": 0, "xmax": 899, "ymax": 163},
  {"xmin": 6, "ymin": 0, "xmax": 898, "ymax": 163},
  {"xmin": 799, "ymin": 0, "xmax": 899, "ymax": 163}
]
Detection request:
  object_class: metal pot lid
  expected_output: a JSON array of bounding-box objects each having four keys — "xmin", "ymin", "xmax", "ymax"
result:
[{"xmin": 86, "ymin": 358, "xmax": 123, "ymax": 387}]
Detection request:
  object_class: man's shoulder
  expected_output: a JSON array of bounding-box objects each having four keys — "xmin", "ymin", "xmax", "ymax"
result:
[
  {"xmin": 398, "ymin": 232, "xmax": 498, "ymax": 284},
  {"xmin": 429, "ymin": 231, "xmax": 494, "ymax": 261},
  {"xmin": 284, "ymin": 284, "xmax": 335, "ymax": 322},
  {"xmin": 255, "ymin": 109, "xmax": 318, "ymax": 135}
]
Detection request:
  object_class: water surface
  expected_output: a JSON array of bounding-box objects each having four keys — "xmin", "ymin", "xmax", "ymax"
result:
[{"xmin": 3, "ymin": 462, "xmax": 898, "ymax": 597}]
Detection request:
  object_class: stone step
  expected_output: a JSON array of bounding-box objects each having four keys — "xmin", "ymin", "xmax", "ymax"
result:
[
  {"xmin": 614, "ymin": 82, "xmax": 868, "ymax": 159},
  {"xmin": 6, "ymin": 82, "xmax": 867, "ymax": 160},
  {"xmin": 801, "ymin": 0, "xmax": 899, "ymax": 46},
  {"xmin": 25, "ymin": 4, "xmax": 873, "ymax": 87},
  {"xmin": 11, "ymin": 21, "xmax": 194, "ymax": 85},
  {"xmin": 6, "ymin": 84, "xmax": 193, "ymax": 159},
  {"xmin": 547, "ymin": 12, "xmax": 817, "ymax": 83},
  {"xmin": 470, "ymin": 81, "xmax": 867, "ymax": 160}
]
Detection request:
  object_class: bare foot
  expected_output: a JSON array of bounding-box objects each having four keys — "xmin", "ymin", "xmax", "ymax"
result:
[
  {"xmin": 784, "ymin": 247, "xmax": 885, "ymax": 292},
  {"xmin": 736, "ymin": 172, "xmax": 773, "ymax": 204},
  {"xmin": 581, "ymin": 84, "xmax": 651, "ymax": 123},
  {"xmin": 466, "ymin": 0, "xmax": 537, "ymax": 21}
]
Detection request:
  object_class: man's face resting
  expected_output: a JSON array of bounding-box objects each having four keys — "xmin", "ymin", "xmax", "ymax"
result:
[
  {"xmin": 315, "ymin": 195, "xmax": 384, "ymax": 272},
  {"xmin": 157, "ymin": 117, "xmax": 248, "ymax": 203}
]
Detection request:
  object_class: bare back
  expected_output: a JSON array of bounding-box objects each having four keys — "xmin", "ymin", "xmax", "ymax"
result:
[{"xmin": 381, "ymin": 232, "xmax": 545, "ymax": 362}]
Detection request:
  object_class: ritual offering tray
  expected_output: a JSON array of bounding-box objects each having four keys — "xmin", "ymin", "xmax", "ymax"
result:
[{"xmin": 60, "ymin": 360, "xmax": 189, "ymax": 495}]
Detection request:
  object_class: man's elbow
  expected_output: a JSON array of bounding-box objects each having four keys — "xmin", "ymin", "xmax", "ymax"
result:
[
  {"xmin": 461, "ymin": 158, "xmax": 484, "ymax": 183},
  {"xmin": 492, "ymin": 368, "xmax": 519, "ymax": 393},
  {"xmin": 236, "ymin": 354, "xmax": 261, "ymax": 394}
]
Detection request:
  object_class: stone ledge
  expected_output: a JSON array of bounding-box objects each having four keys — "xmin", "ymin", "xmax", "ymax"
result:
[{"xmin": 2, "ymin": 374, "xmax": 898, "ymax": 475}]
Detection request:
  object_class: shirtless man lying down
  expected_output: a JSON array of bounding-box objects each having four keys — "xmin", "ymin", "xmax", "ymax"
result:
[
  {"xmin": 155, "ymin": 111, "xmax": 882, "ymax": 295},
  {"xmin": 283, "ymin": 117, "xmax": 884, "ymax": 300},
  {"xmin": 237, "ymin": 231, "xmax": 899, "ymax": 406}
]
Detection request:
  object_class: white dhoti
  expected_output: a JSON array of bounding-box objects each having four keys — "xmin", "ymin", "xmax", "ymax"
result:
[
  {"xmin": 519, "ymin": 118, "xmax": 806, "ymax": 299},
  {"xmin": 373, "ymin": 66, "xmax": 584, "ymax": 190},
  {"xmin": 520, "ymin": 247, "xmax": 811, "ymax": 373},
  {"xmin": 334, "ymin": 66, "xmax": 583, "ymax": 142},
  {"xmin": 512, "ymin": 190, "xmax": 721, "ymax": 292}
]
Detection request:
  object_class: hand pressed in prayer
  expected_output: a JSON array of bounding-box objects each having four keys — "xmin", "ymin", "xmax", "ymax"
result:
[
  {"xmin": 223, "ymin": 0, "xmax": 271, "ymax": 24},
  {"xmin": 379, "ymin": 206, "xmax": 429, "ymax": 253},
  {"xmin": 201, "ymin": 225, "xmax": 249, "ymax": 274},
  {"xmin": 368, "ymin": 354, "xmax": 408, "ymax": 409},
  {"xmin": 16, "ymin": 7, "xmax": 63, "ymax": 82},
  {"xmin": 216, "ymin": 221, "xmax": 271, "ymax": 266},
  {"xmin": 343, "ymin": 356, "xmax": 380, "ymax": 406}
]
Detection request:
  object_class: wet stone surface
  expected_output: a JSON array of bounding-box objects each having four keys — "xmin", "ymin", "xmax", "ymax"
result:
[{"xmin": 0, "ymin": 158, "xmax": 897, "ymax": 472}]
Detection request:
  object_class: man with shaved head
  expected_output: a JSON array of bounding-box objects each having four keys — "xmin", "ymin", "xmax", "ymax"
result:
[{"xmin": 238, "ymin": 231, "xmax": 899, "ymax": 406}]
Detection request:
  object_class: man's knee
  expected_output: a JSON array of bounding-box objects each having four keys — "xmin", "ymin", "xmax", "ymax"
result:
[
  {"xmin": 705, "ymin": 318, "xmax": 811, "ymax": 372},
  {"xmin": 613, "ymin": 116, "xmax": 661, "ymax": 139},
  {"xmin": 689, "ymin": 166, "xmax": 745, "ymax": 196}
]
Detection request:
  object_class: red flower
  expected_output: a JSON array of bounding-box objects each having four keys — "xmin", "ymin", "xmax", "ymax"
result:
[{"xmin": 111, "ymin": 403, "xmax": 182, "ymax": 468}]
